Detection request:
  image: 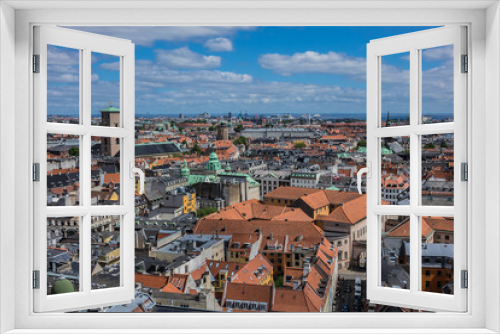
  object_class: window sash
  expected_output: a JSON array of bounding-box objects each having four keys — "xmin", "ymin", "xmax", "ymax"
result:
[
  {"xmin": 366, "ymin": 26, "xmax": 467, "ymax": 312},
  {"xmin": 33, "ymin": 25, "xmax": 136, "ymax": 313}
]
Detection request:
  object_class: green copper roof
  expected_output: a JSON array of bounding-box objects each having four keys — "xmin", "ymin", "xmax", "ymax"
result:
[
  {"xmin": 219, "ymin": 172, "xmax": 260, "ymax": 188},
  {"xmin": 381, "ymin": 147, "xmax": 393, "ymax": 155},
  {"xmin": 51, "ymin": 279, "xmax": 75, "ymax": 295},
  {"xmin": 187, "ymin": 174, "xmax": 209, "ymax": 186},
  {"xmin": 337, "ymin": 152, "xmax": 351, "ymax": 158},
  {"xmin": 187, "ymin": 174, "xmax": 219, "ymax": 186},
  {"xmin": 357, "ymin": 146, "xmax": 367, "ymax": 153},
  {"xmin": 326, "ymin": 185, "xmax": 340, "ymax": 191},
  {"xmin": 206, "ymin": 152, "xmax": 222, "ymax": 171},
  {"xmin": 100, "ymin": 106, "xmax": 120, "ymax": 113}
]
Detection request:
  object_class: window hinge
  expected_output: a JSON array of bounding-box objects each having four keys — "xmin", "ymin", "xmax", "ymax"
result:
[
  {"xmin": 33, "ymin": 270, "xmax": 40, "ymax": 289},
  {"xmin": 33, "ymin": 163, "xmax": 40, "ymax": 182},
  {"xmin": 461, "ymin": 54, "xmax": 468, "ymax": 73},
  {"xmin": 461, "ymin": 270, "xmax": 468, "ymax": 289},
  {"xmin": 461, "ymin": 162, "xmax": 468, "ymax": 181},
  {"xmin": 33, "ymin": 54, "xmax": 40, "ymax": 73}
]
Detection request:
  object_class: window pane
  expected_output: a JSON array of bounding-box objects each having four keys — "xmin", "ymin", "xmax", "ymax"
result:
[
  {"xmin": 47, "ymin": 216, "xmax": 80, "ymax": 295},
  {"xmin": 91, "ymin": 136, "xmax": 121, "ymax": 205},
  {"xmin": 381, "ymin": 136, "xmax": 410, "ymax": 205},
  {"xmin": 381, "ymin": 215, "xmax": 410, "ymax": 290},
  {"xmin": 91, "ymin": 52, "xmax": 121, "ymax": 126},
  {"xmin": 47, "ymin": 133, "xmax": 81, "ymax": 206},
  {"xmin": 420, "ymin": 216, "xmax": 454, "ymax": 294},
  {"xmin": 421, "ymin": 45, "xmax": 454, "ymax": 124},
  {"xmin": 381, "ymin": 52, "xmax": 410, "ymax": 127},
  {"xmin": 421, "ymin": 134, "xmax": 454, "ymax": 206},
  {"xmin": 47, "ymin": 45, "xmax": 80, "ymax": 124},
  {"xmin": 91, "ymin": 215, "xmax": 121, "ymax": 290}
]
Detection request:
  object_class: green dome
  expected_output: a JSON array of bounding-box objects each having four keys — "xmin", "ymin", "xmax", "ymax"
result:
[
  {"xmin": 51, "ymin": 279, "xmax": 75, "ymax": 295},
  {"xmin": 181, "ymin": 159, "xmax": 190, "ymax": 178},
  {"xmin": 206, "ymin": 152, "xmax": 222, "ymax": 171}
]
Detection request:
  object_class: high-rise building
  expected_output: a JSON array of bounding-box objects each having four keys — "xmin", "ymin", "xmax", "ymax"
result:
[{"xmin": 100, "ymin": 102, "xmax": 120, "ymax": 157}]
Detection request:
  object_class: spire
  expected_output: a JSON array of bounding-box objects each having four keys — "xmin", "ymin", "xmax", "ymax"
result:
[
  {"xmin": 386, "ymin": 104, "xmax": 391, "ymax": 126},
  {"xmin": 181, "ymin": 159, "xmax": 190, "ymax": 178}
]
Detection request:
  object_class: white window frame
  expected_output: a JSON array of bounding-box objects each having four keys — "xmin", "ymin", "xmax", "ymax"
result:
[
  {"xmin": 0, "ymin": 1, "xmax": 499, "ymax": 333},
  {"xmin": 366, "ymin": 26, "xmax": 467, "ymax": 312},
  {"xmin": 33, "ymin": 25, "xmax": 136, "ymax": 313}
]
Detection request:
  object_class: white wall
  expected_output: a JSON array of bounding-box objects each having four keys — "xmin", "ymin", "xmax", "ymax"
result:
[
  {"xmin": 0, "ymin": 2, "xmax": 16, "ymax": 333},
  {"xmin": 485, "ymin": 2, "xmax": 500, "ymax": 332}
]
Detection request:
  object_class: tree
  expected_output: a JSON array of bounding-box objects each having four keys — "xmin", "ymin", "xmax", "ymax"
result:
[
  {"xmin": 424, "ymin": 143, "xmax": 435, "ymax": 149},
  {"xmin": 441, "ymin": 140, "xmax": 448, "ymax": 148},
  {"xmin": 355, "ymin": 139, "xmax": 367, "ymax": 150},
  {"xmin": 234, "ymin": 124, "xmax": 244, "ymax": 133},
  {"xmin": 196, "ymin": 127, "xmax": 202, "ymax": 132},
  {"xmin": 68, "ymin": 146, "xmax": 79, "ymax": 157},
  {"xmin": 233, "ymin": 136, "xmax": 248, "ymax": 146},
  {"xmin": 197, "ymin": 207, "xmax": 217, "ymax": 218},
  {"xmin": 209, "ymin": 126, "xmax": 216, "ymax": 131},
  {"xmin": 182, "ymin": 140, "xmax": 188, "ymax": 146},
  {"xmin": 293, "ymin": 141, "xmax": 307, "ymax": 149},
  {"xmin": 264, "ymin": 123, "xmax": 274, "ymax": 128},
  {"xmin": 274, "ymin": 275, "xmax": 284, "ymax": 288},
  {"xmin": 191, "ymin": 143, "xmax": 202, "ymax": 155}
]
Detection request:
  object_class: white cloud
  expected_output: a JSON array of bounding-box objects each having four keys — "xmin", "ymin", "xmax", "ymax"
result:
[
  {"xmin": 422, "ymin": 45, "xmax": 453, "ymax": 61},
  {"xmin": 259, "ymin": 51, "xmax": 366, "ymax": 80},
  {"xmin": 99, "ymin": 62, "xmax": 120, "ymax": 71},
  {"xmin": 204, "ymin": 37, "xmax": 233, "ymax": 52},
  {"xmin": 135, "ymin": 59, "xmax": 252, "ymax": 86},
  {"xmin": 66, "ymin": 26, "xmax": 255, "ymax": 46},
  {"xmin": 156, "ymin": 47, "xmax": 221, "ymax": 69}
]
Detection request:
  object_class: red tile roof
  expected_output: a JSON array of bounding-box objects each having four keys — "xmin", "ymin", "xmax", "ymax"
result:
[
  {"xmin": 232, "ymin": 254, "xmax": 273, "ymax": 285},
  {"xmin": 317, "ymin": 194, "xmax": 367, "ymax": 224},
  {"xmin": 135, "ymin": 273, "xmax": 167, "ymax": 289},
  {"xmin": 222, "ymin": 282, "xmax": 273, "ymax": 312},
  {"xmin": 206, "ymin": 200, "xmax": 313, "ymax": 222},
  {"xmin": 387, "ymin": 217, "xmax": 454, "ymax": 238}
]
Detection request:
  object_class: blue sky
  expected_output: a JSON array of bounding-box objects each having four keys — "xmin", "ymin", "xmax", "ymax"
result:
[{"xmin": 47, "ymin": 26, "xmax": 453, "ymax": 118}]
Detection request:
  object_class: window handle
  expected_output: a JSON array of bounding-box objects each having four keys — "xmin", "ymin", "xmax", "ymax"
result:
[
  {"xmin": 130, "ymin": 162, "xmax": 145, "ymax": 195},
  {"xmin": 357, "ymin": 162, "xmax": 371, "ymax": 195}
]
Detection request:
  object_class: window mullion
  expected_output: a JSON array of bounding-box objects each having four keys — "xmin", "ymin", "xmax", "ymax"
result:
[
  {"xmin": 409, "ymin": 47, "xmax": 420, "ymax": 295},
  {"xmin": 81, "ymin": 47, "xmax": 92, "ymax": 295}
]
